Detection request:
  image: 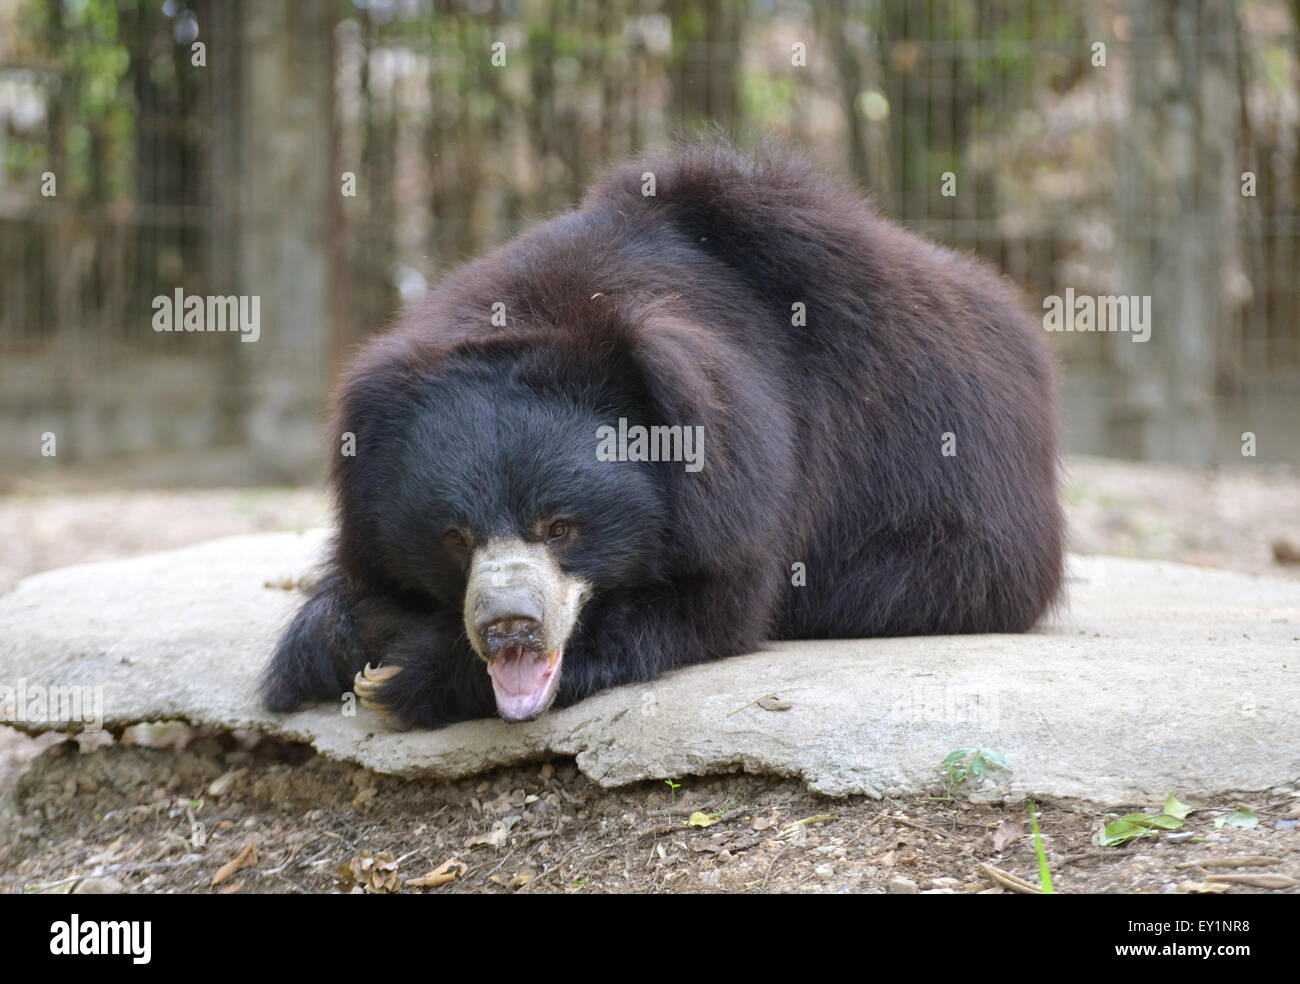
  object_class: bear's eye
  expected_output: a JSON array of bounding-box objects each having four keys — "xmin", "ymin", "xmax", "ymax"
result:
[
  {"xmin": 547, "ymin": 521, "xmax": 570, "ymax": 542},
  {"xmin": 443, "ymin": 528, "xmax": 469, "ymax": 552}
]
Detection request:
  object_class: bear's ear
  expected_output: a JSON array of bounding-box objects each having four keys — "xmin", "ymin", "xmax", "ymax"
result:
[
  {"xmin": 619, "ymin": 310, "xmax": 794, "ymax": 571},
  {"xmin": 624, "ymin": 313, "xmax": 730, "ymax": 427}
]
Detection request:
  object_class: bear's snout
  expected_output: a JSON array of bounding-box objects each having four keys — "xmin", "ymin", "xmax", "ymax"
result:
[
  {"xmin": 461, "ymin": 536, "xmax": 592, "ymax": 721},
  {"xmin": 478, "ymin": 614, "xmax": 543, "ymax": 658}
]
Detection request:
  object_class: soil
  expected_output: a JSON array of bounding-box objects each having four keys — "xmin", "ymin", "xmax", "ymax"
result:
[
  {"xmin": 3, "ymin": 732, "xmax": 1297, "ymax": 895},
  {"xmin": 1, "ymin": 456, "xmax": 1298, "ymax": 894}
]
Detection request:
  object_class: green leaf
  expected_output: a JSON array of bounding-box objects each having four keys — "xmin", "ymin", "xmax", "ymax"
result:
[
  {"xmin": 1098, "ymin": 815, "xmax": 1158, "ymax": 846},
  {"xmin": 1162, "ymin": 794, "xmax": 1193, "ymax": 820},
  {"xmin": 1215, "ymin": 807, "xmax": 1258, "ymax": 830},
  {"xmin": 1097, "ymin": 809, "xmax": 1186, "ymax": 846},
  {"xmin": 1027, "ymin": 799, "xmax": 1054, "ymax": 894},
  {"xmin": 687, "ymin": 812, "xmax": 720, "ymax": 828},
  {"xmin": 982, "ymin": 749, "xmax": 1012, "ymax": 772}
]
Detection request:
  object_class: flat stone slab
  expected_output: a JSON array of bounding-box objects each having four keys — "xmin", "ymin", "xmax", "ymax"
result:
[{"xmin": 0, "ymin": 530, "xmax": 1296, "ymax": 803}]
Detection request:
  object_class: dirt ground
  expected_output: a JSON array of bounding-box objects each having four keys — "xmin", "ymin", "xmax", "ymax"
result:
[{"xmin": 1, "ymin": 455, "xmax": 1298, "ymax": 894}]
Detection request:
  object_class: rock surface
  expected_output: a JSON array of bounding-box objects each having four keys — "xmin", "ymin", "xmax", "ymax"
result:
[{"xmin": 0, "ymin": 530, "xmax": 1296, "ymax": 802}]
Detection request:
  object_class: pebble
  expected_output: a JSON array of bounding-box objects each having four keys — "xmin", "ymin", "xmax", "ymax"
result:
[
  {"xmin": 73, "ymin": 876, "xmax": 125, "ymax": 894},
  {"xmin": 207, "ymin": 771, "xmax": 238, "ymax": 797},
  {"xmin": 887, "ymin": 876, "xmax": 919, "ymax": 894}
]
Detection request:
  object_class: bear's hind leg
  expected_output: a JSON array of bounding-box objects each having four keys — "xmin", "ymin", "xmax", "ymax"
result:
[{"xmin": 784, "ymin": 534, "xmax": 1060, "ymax": 638}]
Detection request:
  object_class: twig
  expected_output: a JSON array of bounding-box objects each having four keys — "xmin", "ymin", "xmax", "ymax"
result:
[
  {"xmin": 760, "ymin": 844, "xmax": 791, "ymax": 890},
  {"xmin": 727, "ymin": 694, "xmax": 780, "ymax": 716},
  {"xmin": 24, "ymin": 857, "xmax": 206, "ymax": 893},
  {"xmin": 637, "ymin": 823, "xmax": 684, "ymax": 840},
  {"xmin": 1057, "ymin": 850, "xmax": 1113, "ymax": 867},
  {"xmin": 889, "ymin": 815, "xmax": 948, "ymax": 839},
  {"xmin": 319, "ymin": 830, "xmax": 358, "ymax": 852},
  {"xmin": 979, "ymin": 862, "xmax": 1042, "ymax": 895},
  {"xmin": 1175, "ymin": 855, "xmax": 1281, "ymax": 870},
  {"xmin": 775, "ymin": 814, "xmax": 838, "ymax": 839},
  {"xmin": 513, "ymin": 829, "xmax": 560, "ymax": 846}
]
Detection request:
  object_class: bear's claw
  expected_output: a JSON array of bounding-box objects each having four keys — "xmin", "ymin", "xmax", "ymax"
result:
[{"xmin": 354, "ymin": 662, "xmax": 403, "ymax": 712}]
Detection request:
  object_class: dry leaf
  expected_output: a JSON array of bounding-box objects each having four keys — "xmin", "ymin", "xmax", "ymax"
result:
[
  {"xmin": 508, "ymin": 868, "xmax": 536, "ymax": 889},
  {"xmin": 992, "ymin": 816, "xmax": 1026, "ymax": 852},
  {"xmin": 687, "ymin": 811, "xmax": 721, "ymax": 828},
  {"xmin": 407, "ymin": 858, "xmax": 467, "ymax": 888},
  {"xmin": 776, "ymin": 814, "xmax": 837, "ymax": 839},
  {"xmin": 757, "ymin": 695, "xmax": 792, "ymax": 711},
  {"xmin": 337, "ymin": 849, "xmax": 401, "ymax": 893},
  {"xmin": 465, "ymin": 827, "xmax": 508, "ymax": 849},
  {"xmin": 1176, "ymin": 880, "xmax": 1232, "ymax": 894},
  {"xmin": 210, "ymin": 837, "xmax": 257, "ymax": 887}
]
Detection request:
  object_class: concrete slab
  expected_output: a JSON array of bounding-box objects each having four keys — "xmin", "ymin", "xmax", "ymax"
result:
[{"xmin": 0, "ymin": 530, "xmax": 1296, "ymax": 803}]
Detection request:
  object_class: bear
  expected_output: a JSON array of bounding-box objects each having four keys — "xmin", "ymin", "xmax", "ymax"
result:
[{"xmin": 261, "ymin": 140, "xmax": 1064, "ymax": 728}]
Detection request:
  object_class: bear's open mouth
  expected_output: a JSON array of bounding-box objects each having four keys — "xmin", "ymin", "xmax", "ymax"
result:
[{"xmin": 486, "ymin": 645, "xmax": 562, "ymax": 721}]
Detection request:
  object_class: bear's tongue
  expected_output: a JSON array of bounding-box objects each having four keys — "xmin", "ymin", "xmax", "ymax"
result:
[
  {"xmin": 487, "ymin": 645, "xmax": 561, "ymax": 721},
  {"xmin": 490, "ymin": 646, "xmax": 550, "ymax": 695}
]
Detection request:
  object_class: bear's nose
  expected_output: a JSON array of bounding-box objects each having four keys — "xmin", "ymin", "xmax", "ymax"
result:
[
  {"xmin": 483, "ymin": 616, "xmax": 539, "ymax": 637},
  {"xmin": 479, "ymin": 616, "xmax": 543, "ymax": 655},
  {"xmin": 475, "ymin": 587, "xmax": 544, "ymax": 646}
]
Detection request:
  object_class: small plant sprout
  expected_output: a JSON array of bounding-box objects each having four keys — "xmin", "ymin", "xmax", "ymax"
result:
[{"xmin": 937, "ymin": 746, "xmax": 1012, "ymax": 799}]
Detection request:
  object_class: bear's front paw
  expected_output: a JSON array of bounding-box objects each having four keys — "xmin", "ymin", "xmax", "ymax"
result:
[{"xmin": 353, "ymin": 662, "xmax": 404, "ymax": 713}]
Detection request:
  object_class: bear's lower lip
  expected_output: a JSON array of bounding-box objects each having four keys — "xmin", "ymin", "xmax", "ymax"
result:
[{"xmin": 487, "ymin": 645, "xmax": 562, "ymax": 721}]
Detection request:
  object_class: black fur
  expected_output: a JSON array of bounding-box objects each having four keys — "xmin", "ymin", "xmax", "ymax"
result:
[{"xmin": 262, "ymin": 141, "xmax": 1064, "ymax": 728}]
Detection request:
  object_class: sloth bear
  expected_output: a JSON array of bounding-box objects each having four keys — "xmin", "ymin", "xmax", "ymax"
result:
[{"xmin": 262, "ymin": 142, "xmax": 1064, "ymax": 728}]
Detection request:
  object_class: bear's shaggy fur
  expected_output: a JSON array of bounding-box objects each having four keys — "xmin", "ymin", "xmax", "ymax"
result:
[{"xmin": 262, "ymin": 142, "xmax": 1063, "ymax": 728}]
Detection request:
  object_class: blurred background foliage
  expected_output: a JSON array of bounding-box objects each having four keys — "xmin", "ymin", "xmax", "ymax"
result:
[{"xmin": 0, "ymin": 0, "xmax": 1296, "ymax": 483}]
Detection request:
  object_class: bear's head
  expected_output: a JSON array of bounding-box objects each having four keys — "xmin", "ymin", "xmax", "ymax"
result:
[{"xmin": 327, "ymin": 317, "xmax": 730, "ymax": 721}]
